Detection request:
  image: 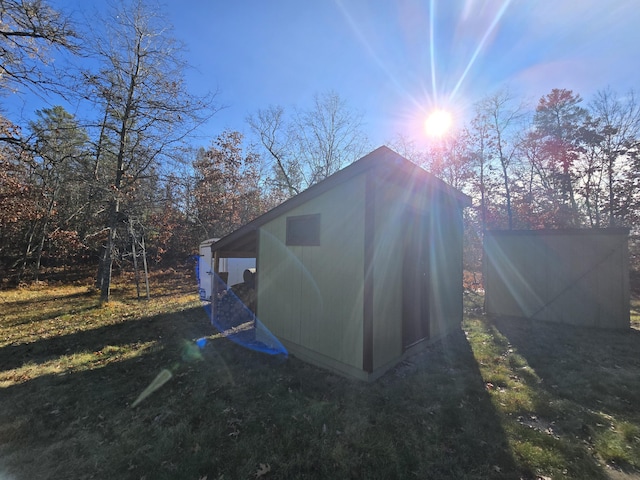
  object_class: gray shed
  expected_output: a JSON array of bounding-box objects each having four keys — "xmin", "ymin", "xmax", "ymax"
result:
[
  {"xmin": 484, "ymin": 228, "xmax": 630, "ymax": 329},
  {"xmin": 211, "ymin": 146, "xmax": 471, "ymax": 380}
]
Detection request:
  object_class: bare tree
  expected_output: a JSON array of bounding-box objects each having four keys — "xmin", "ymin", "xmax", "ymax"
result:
[
  {"xmin": 387, "ymin": 132, "xmax": 429, "ymax": 166},
  {"xmin": 474, "ymin": 89, "xmax": 528, "ymax": 229},
  {"xmin": 405, "ymin": 129, "xmax": 472, "ymax": 195},
  {"xmin": 82, "ymin": 0, "xmax": 217, "ymax": 301},
  {"xmin": 589, "ymin": 87, "xmax": 640, "ymax": 227},
  {"xmin": 247, "ymin": 105, "xmax": 302, "ymax": 196},
  {"xmin": 294, "ymin": 91, "xmax": 369, "ymax": 186},
  {"xmin": 248, "ymin": 90, "xmax": 369, "ymax": 198},
  {"xmin": 466, "ymin": 113, "xmax": 493, "ymax": 233},
  {"xmin": 0, "ymin": 0, "xmax": 79, "ymax": 153},
  {"xmin": 0, "ymin": 0, "xmax": 78, "ymax": 96}
]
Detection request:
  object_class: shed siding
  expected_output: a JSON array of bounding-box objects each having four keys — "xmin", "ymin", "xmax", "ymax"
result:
[
  {"xmin": 371, "ymin": 181, "xmax": 404, "ymax": 370},
  {"xmin": 484, "ymin": 230, "xmax": 629, "ymax": 329},
  {"xmin": 257, "ymin": 176, "xmax": 366, "ymax": 370},
  {"xmin": 369, "ymin": 181, "xmax": 465, "ymax": 370},
  {"xmin": 484, "ymin": 233, "xmax": 547, "ymax": 317},
  {"xmin": 428, "ymin": 196, "xmax": 465, "ymax": 339}
]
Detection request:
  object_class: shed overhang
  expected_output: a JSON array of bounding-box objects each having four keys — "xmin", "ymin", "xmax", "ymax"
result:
[{"xmin": 211, "ymin": 228, "xmax": 258, "ymax": 258}]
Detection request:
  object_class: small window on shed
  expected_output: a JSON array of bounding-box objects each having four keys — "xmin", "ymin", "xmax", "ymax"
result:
[{"xmin": 286, "ymin": 214, "xmax": 321, "ymax": 246}]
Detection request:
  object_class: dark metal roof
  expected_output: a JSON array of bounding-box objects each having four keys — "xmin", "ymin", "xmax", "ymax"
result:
[{"xmin": 211, "ymin": 146, "xmax": 471, "ymax": 257}]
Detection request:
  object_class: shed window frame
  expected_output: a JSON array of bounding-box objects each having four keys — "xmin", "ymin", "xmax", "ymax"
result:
[{"xmin": 286, "ymin": 213, "xmax": 321, "ymax": 246}]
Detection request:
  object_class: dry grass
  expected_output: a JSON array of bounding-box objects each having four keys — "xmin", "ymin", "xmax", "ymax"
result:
[
  {"xmin": 0, "ymin": 273, "xmax": 639, "ymax": 479},
  {"xmin": 465, "ymin": 291, "xmax": 640, "ymax": 479},
  {"xmin": 631, "ymin": 297, "xmax": 640, "ymax": 330}
]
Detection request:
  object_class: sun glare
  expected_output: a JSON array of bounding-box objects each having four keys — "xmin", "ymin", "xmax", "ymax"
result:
[{"xmin": 424, "ymin": 109, "xmax": 453, "ymax": 138}]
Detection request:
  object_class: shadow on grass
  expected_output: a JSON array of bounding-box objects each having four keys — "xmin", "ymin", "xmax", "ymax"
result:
[
  {"xmin": 0, "ymin": 288, "xmax": 101, "ymax": 330},
  {"xmin": 0, "ymin": 305, "xmax": 230, "ymax": 479},
  {"xmin": 0, "ymin": 304, "xmax": 529, "ymax": 479},
  {"xmin": 0, "ymin": 288, "xmax": 96, "ymax": 310},
  {"xmin": 0, "ymin": 305, "xmax": 210, "ymax": 371},
  {"xmin": 490, "ymin": 315, "xmax": 640, "ymax": 477},
  {"xmin": 2, "ymin": 303, "xmax": 102, "ymax": 330}
]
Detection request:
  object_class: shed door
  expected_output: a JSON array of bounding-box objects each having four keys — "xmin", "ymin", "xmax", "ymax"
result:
[{"xmin": 402, "ymin": 210, "xmax": 430, "ymax": 350}]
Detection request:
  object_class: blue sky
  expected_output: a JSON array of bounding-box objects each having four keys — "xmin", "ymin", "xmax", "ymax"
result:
[
  {"xmin": 6, "ymin": 0, "xmax": 640, "ymax": 149},
  {"xmin": 164, "ymin": 0, "xmax": 639, "ymax": 147}
]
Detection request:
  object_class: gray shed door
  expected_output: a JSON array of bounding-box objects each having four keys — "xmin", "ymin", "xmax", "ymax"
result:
[{"xmin": 402, "ymin": 210, "xmax": 430, "ymax": 349}]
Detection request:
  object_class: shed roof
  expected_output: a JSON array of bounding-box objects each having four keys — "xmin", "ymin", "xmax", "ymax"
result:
[{"xmin": 211, "ymin": 146, "xmax": 471, "ymax": 258}]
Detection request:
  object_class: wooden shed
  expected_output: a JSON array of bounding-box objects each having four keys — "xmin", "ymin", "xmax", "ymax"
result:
[
  {"xmin": 484, "ymin": 229, "xmax": 630, "ymax": 329},
  {"xmin": 210, "ymin": 146, "xmax": 471, "ymax": 380}
]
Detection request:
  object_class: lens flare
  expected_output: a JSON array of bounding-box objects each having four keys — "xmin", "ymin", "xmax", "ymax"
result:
[
  {"xmin": 131, "ymin": 369, "xmax": 173, "ymax": 408},
  {"xmin": 424, "ymin": 109, "xmax": 453, "ymax": 137}
]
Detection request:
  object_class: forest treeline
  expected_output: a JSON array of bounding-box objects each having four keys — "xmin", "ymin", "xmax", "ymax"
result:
[{"xmin": 1, "ymin": 1, "xmax": 639, "ymax": 296}]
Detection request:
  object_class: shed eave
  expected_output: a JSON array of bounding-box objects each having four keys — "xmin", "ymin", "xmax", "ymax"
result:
[{"xmin": 211, "ymin": 227, "xmax": 258, "ymax": 258}]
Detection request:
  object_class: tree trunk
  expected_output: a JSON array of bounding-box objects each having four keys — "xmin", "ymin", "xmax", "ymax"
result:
[
  {"xmin": 99, "ymin": 198, "xmax": 119, "ymax": 302},
  {"xmin": 16, "ymin": 220, "xmax": 38, "ymax": 284},
  {"xmin": 34, "ymin": 190, "xmax": 58, "ymax": 281}
]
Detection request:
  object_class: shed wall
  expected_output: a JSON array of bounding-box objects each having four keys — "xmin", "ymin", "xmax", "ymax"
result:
[
  {"xmin": 370, "ymin": 181, "xmax": 404, "ymax": 370},
  {"xmin": 428, "ymin": 196, "xmax": 465, "ymax": 338},
  {"xmin": 257, "ymin": 176, "xmax": 366, "ymax": 371},
  {"xmin": 484, "ymin": 229, "xmax": 630, "ymax": 328},
  {"xmin": 370, "ymin": 179, "xmax": 465, "ymax": 371}
]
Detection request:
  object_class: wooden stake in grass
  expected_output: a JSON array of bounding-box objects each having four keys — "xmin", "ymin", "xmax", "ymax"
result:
[{"xmin": 131, "ymin": 369, "xmax": 173, "ymax": 408}]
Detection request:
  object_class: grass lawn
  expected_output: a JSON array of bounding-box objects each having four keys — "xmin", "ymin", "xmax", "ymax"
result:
[{"xmin": 0, "ymin": 270, "xmax": 639, "ymax": 480}]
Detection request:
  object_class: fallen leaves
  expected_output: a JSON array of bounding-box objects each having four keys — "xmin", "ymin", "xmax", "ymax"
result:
[
  {"xmin": 223, "ymin": 407, "xmax": 242, "ymax": 438},
  {"xmin": 255, "ymin": 463, "xmax": 271, "ymax": 478}
]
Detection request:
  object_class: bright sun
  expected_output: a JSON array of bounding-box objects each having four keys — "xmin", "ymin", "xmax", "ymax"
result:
[{"xmin": 424, "ymin": 109, "xmax": 453, "ymax": 138}]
